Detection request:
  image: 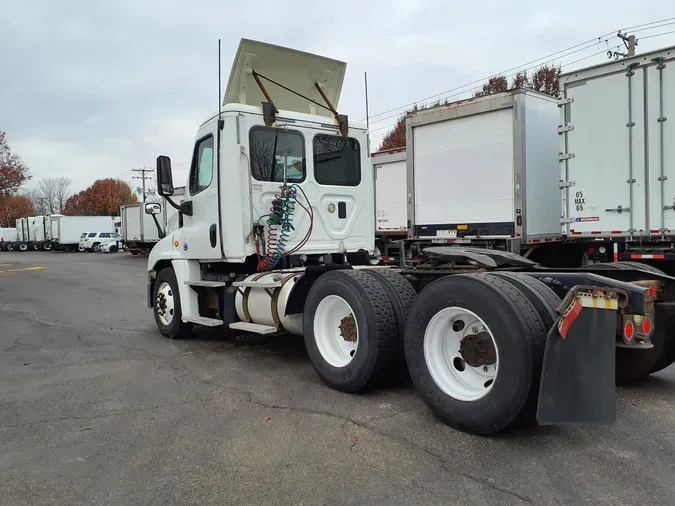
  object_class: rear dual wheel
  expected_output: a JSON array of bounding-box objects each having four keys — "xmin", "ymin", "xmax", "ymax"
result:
[{"xmin": 405, "ymin": 272, "xmax": 557, "ymax": 435}]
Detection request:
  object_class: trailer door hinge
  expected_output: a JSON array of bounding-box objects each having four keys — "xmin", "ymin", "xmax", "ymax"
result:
[
  {"xmin": 560, "ymin": 218, "xmax": 574, "ymax": 225},
  {"xmin": 557, "ymin": 97, "xmax": 574, "ymax": 107},
  {"xmin": 558, "ymin": 124, "xmax": 574, "ymax": 134},
  {"xmin": 663, "ymin": 205, "xmax": 675, "ymax": 211},
  {"xmin": 559, "ymin": 152, "xmax": 575, "ymax": 161},
  {"xmin": 658, "ymin": 176, "xmax": 668, "ymax": 181},
  {"xmin": 559, "ymin": 180, "xmax": 576, "ymax": 188},
  {"xmin": 657, "ymin": 117, "xmax": 668, "ymax": 122},
  {"xmin": 606, "ymin": 205, "xmax": 630, "ymax": 214}
]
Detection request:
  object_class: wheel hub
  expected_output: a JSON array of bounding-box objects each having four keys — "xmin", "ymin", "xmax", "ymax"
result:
[
  {"xmin": 339, "ymin": 314, "xmax": 357, "ymax": 342},
  {"xmin": 459, "ymin": 330, "xmax": 497, "ymax": 367}
]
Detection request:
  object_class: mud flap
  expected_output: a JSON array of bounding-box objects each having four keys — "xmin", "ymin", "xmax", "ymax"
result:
[{"xmin": 537, "ymin": 298, "xmax": 618, "ymax": 426}]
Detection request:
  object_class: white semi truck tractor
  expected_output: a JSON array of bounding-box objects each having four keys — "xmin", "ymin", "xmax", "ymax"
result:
[{"xmin": 146, "ymin": 38, "xmax": 663, "ymax": 435}]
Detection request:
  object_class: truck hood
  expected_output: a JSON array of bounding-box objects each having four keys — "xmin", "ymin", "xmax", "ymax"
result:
[{"xmin": 223, "ymin": 38, "xmax": 346, "ymax": 118}]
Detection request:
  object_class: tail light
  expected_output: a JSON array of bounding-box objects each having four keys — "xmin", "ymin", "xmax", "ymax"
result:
[
  {"xmin": 623, "ymin": 320, "xmax": 635, "ymax": 342},
  {"xmin": 641, "ymin": 317, "xmax": 652, "ymax": 336}
]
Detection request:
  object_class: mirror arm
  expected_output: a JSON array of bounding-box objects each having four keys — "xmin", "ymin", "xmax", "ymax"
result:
[
  {"xmin": 163, "ymin": 196, "xmax": 192, "ymax": 216},
  {"xmin": 151, "ymin": 214, "xmax": 165, "ymax": 239}
]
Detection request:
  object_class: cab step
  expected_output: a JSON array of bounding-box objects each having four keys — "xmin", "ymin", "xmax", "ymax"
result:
[
  {"xmin": 184, "ymin": 280, "xmax": 228, "ymax": 288},
  {"xmin": 228, "ymin": 322, "xmax": 279, "ymax": 334},
  {"xmin": 182, "ymin": 316, "xmax": 224, "ymax": 326},
  {"xmin": 231, "ymin": 280, "xmax": 283, "ymax": 289}
]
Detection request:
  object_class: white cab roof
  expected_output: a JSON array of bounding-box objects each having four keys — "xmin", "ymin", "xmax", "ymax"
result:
[{"xmin": 223, "ymin": 39, "xmax": 346, "ymax": 118}]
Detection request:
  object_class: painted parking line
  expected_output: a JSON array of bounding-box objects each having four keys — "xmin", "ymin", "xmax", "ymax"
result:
[
  {"xmin": 5, "ymin": 266, "xmax": 48, "ymax": 273},
  {"xmin": 0, "ymin": 263, "xmax": 13, "ymax": 267}
]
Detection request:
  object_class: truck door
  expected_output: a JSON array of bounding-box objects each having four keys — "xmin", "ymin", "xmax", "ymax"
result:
[{"xmin": 178, "ymin": 122, "xmax": 222, "ymax": 260}]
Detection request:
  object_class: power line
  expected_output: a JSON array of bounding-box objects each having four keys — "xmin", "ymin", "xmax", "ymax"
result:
[
  {"xmin": 362, "ymin": 17, "xmax": 675, "ymax": 123},
  {"xmin": 132, "ymin": 166, "xmax": 153, "ymax": 203},
  {"xmin": 640, "ymin": 29, "xmax": 675, "ymax": 40},
  {"xmin": 368, "ymin": 44, "xmax": 622, "ymax": 134}
]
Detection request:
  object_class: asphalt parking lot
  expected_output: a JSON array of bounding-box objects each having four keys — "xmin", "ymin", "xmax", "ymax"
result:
[{"xmin": 1, "ymin": 251, "xmax": 674, "ymax": 505}]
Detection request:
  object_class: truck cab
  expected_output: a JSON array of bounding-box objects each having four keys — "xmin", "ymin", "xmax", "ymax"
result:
[{"xmin": 148, "ymin": 39, "xmax": 372, "ymax": 270}]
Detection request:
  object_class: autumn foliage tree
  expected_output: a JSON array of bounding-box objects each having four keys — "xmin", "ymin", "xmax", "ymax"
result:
[
  {"xmin": 377, "ymin": 64, "xmax": 562, "ymax": 150},
  {"xmin": 0, "ymin": 195, "xmax": 35, "ymax": 227},
  {"xmin": 63, "ymin": 178, "xmax": 138, "ymax": 216},
  {"xmin": 0, "ymin": 131, "xmax": 31, "ymax": 196}
]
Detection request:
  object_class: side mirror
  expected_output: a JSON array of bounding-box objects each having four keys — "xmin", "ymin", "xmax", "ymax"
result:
[
  {"xmin": 145, "ymin": 202, "xmax": 161, "ymax": 215},
  {"xmin": 156, "ymin": 155, "xmax": 174, "ymax": 196}
]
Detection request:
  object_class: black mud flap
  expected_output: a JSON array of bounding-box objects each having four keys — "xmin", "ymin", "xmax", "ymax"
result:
[{"xmin": 537, "ymin": 306, "xmax": 617, "ymax": 426}]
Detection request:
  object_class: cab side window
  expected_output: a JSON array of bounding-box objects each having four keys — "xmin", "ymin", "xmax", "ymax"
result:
[
  {"xmin": 189, "ymin": 135, "xmax": 214, "ymax": 195},
  {"xmin": 249, "ymin": 127, "xmax": 305, "ymax": 183}
]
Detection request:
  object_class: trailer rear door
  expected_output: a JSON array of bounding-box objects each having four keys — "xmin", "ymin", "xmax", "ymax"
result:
[
  {"xmin": 374, "ymin": 151, "xmax": 407, "ymax": 233},
  {"xmin": 412, "ymin": 107, "xmax": 515, "ymax": 231}
]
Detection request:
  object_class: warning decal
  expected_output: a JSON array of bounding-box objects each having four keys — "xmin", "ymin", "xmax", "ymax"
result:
[{"xmin": 575, "ymin": 217, "xmax": 600, "ymax": 222}]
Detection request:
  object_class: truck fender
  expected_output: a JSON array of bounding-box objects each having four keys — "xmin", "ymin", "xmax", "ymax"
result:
[{"xmin": 284, "ymin": 265, "xmax": 352, "ymax": 315}]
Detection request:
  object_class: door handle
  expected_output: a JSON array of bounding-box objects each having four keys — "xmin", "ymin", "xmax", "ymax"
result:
[{"xmin": 209, "ymin": 224, "xmax": 217, "ymax": 248}]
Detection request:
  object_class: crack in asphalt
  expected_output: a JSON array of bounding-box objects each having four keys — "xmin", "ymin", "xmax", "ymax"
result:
[
  {"xmin": 246, "ymin": 397, "xmax": 532, "ymax": 504},
  {"xmin": 0, "ymin": 401, "xmax": 196, "ymax": 429}
]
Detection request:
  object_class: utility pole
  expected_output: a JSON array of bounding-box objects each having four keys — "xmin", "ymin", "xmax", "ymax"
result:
[
  {"xmin": 132, "ymin": 165, "xmax": 153, "ymax": 203},
  {"xmin": 608, "ymin": 31, "xmax": 638, "ymax": 60}
]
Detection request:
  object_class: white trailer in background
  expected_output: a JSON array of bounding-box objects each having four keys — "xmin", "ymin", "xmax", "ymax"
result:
[
  {"xmin": 372, "ymin": 148, "xmax": 408, "ymax": 263},
  {"xmin": 0, "ymin": 227, "xmax": 17, "ymax": 251},
  {"xmin": 27, "ymin": 215, "xmax": 53, "ymax": 251},
  {"xmin": 558, "ymin": 44, "xmax": 675, "ymax": 264},
  {"xmin": 50, "ymin": 215, "xmax": 117, "ymax": 252},
  {"xmin": 13, "ymin": 218, "xmax": 30, "ymax": 251},
  {"xmin": 122, "ymin": 188, "xmax": 183, "ymax": 255},
  {"xmin": 405, "ymin": 89, "xmax": 561, "ymax": 257}
]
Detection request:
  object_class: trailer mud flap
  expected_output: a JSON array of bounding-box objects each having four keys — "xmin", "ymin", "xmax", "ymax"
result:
[{"xmin": 537, "ymin": 290, "xmax": 619, "ymax": 426}]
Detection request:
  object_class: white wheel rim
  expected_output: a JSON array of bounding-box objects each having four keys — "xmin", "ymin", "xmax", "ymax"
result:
[
  {"xmin": 424, "ymin": 307, "xmax": 499, "ymax": 402},
  {"xmin": 313, "ymin": 295, "xmax": 359, "ymax": 367},
  {"xmin": 156, "ymin": 281, "xmax": 175, "ymax": 326}
]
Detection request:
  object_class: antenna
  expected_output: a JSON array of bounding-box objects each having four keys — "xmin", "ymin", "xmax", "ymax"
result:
[
  {"xmin": 364, "ymin": 71, "xmax": 370, "ymax": 131},
  {"xmin": 218, "ymin": 39, "xmax": 222, "ymax": 121}
]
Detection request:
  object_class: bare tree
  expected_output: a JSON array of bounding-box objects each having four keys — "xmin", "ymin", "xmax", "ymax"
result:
[
  {"xmin": 38, "ymin": 176, "xmax": 71, "ymax": 213},
  {"xmin": 23, "ymin": 188, "xmax": 49, "ymax": 215}
]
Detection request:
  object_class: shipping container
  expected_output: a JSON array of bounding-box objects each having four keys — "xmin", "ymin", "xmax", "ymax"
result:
[
  {"xmin": 50, "ymin": 215, "xmax": 117, "ymax": 251},
  {"xmin": 121, "ymin": 188, "xmax": 183, "ymax": 254},
  {"xmin": 559, "ymin": 45, "xmax": 675, "ymax": 260},
  {"xmin": 406, "ymin": 89, "xmax": 561, "ymax": 249}
]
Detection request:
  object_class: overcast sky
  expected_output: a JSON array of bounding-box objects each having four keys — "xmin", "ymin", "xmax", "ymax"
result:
[{"xmin": 2, "ymin": 1, "xmax": 674, "ymax": 195}]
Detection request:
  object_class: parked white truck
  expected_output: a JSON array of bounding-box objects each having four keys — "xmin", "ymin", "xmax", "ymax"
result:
[
  {"xmin": 50, "ymin": 215, "xmax": 117, "ymax": 252},
  {"xmin": 144, "ymin": 38, "xmax": 666, "ymax": 436},
  {"xmin": 0, "ymin": 227, "xmax": 16, "ymax": 251},
  {"xmin": 121, "ymin": 188, "xmax": 183, "ymax": 255}
]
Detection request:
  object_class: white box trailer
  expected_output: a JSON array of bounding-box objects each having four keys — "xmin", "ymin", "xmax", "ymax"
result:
[
  {"xmin": 50, "ymin": 215, "xmax": 117, "ymax": 251},
  {"xmin": 0, "ymin": 227, "xmax": 16, "ymax": 251},
  {"xmin": 406, "ymin": 89, "xmax": 561, "ymax": 249},
  {"xmin": 559, "ymin": 45, "xmax": 675, "ymax": 262},
  {"xmin": 27, "ymin": 215, "xmax": 53, "ymax": 251},
  {"xmin": 122, "ymin": 188, "xmax": 183, "ymax": 254},
  {"xmin": 373, "ymin": 148, "xmax": 408, "ymax": 235}
]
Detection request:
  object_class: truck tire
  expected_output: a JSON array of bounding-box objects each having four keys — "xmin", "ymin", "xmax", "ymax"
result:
[
  {"xmin": 41, "ymin": 241, "xmax": 52, "ymax": 251},
  {"xmin": 303, "ymin": 269, "xmax": 398, "ymax": 393},
  {"xmin": 153, "ymin": 267, "xmax": 194, "ymax": 339},
  {"xmin": 18, "ymin": 243, "xmax": 28, "ymax": 252},
  {"xmin": 404, "ymin": 273, "xmax": 547, "ymax": 435},
  {"xmin": 32, "ymin": 243, "xmax": 40, "ymax": 251},
  {"xmin": 582, "ymin": 262, "xmax": 675, "ymax": 383},
  {"xmin": 489, "ymin": 272, "xmax": 560, "ymax": 330},
  {"xmin": 7, "ymin": 243, "xmax": 15, "ymax": 252},
  {"xmin": 361, "ymin": 269, "xmax": 417, "ymax": 378}
]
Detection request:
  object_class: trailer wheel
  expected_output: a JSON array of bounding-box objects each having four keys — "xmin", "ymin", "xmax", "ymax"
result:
[
  {"xmin": 153, "ymin": 267, "xmax": 193, "ymax": 339},
  {"xmin": 18, "ymin": 243, "xmax": 28, "ymax": 252},
  {"xmin": 41, "ymin": 241, "xmax": 52, "ymax": 251},
  {"xmin": 405, "ymin": 273, "xmax": 547, "ymax": 435},
  {"xmin": 32, "ymin": 243, "xmax": 40, "ymax": 251},
  {"xmin": 7, "ymin": 243, "xmax": 15, "ymax": 252},
  {"xmin": 361, "ymin": 269, "xmax": 417, "ymax": 377},
  {"xmin": 303, "ymin": 270, "xmax": 398, "ymax": 392}
]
